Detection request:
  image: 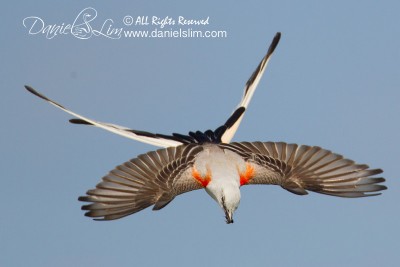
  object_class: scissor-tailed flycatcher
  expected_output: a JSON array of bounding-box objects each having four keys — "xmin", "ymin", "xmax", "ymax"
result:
[{"xmin": 25, "ymin": 32, "xmax": 386, "ymax": 224}]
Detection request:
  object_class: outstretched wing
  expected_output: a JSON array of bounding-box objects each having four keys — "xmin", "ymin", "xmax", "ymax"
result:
[
  {"xmin": 25, "ymin": 86, "xmax": 184, "ymax": 148},
  {"xmin": 79, "ymin": 144, "xmax": 204, "ymax": 220},
  {"xmin": 220, "ymin": 32, "xmax": 281, "ymax": 143},
  {"xmin": 220, "ymin": 142, "xmax": 386, "ymax": 197}
]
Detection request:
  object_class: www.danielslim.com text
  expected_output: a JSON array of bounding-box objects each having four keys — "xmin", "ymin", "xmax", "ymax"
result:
[{"xmin": 123, "ymin": 28, "xmax": 227, "ymax": 38}]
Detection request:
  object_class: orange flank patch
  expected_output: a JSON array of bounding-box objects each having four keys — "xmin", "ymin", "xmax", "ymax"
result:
[
  {"xmin": 192, "ymin": 167, "xmax": 211, "ymax": 187},
  {"xmin": 239, "ymin": 163, "xmax": 255, "ymax": 186}
]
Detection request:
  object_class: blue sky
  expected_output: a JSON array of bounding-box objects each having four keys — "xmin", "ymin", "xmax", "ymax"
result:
[{"xmin": 2, "ymin": 1, "xmax": 400, "ymax": 266}]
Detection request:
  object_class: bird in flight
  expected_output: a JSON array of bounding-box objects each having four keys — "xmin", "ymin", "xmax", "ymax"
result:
[{"xmin": 26, "ymin": 32, "xmax": 386, "ymax": 224}]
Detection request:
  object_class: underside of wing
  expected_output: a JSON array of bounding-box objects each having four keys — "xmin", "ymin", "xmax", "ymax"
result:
[
  {"xmin": 219, "ymin": 32, "xmax": 281, "ymax": 143},
  {"xmin": 221, "ymin": 142, "xmax": 387, "ymax": 197},
  {"xmin": 78, "ymin": 144, "xmax": 204, "ymax": 220},
  {"xmin": 25, "ymin": 86, "xmax": 184, "ymax": 147}
]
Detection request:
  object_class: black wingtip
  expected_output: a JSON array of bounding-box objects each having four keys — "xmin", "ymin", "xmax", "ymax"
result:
[
  {"xmin": 78, "ymin": 196, "xmax": 88, "ymax": 202},
  {"xmin": 379, "ymin": 184, "xmax": 388, "ymax": 191}
]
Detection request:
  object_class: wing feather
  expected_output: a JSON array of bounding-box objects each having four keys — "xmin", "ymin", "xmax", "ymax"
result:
[
  {"xmin": 79, "ymin": 144, "xmax": 204, "ymax": 220},
  {"xmin": 221, "ymin": 142, "xmax": 386, "ymax": 197}
]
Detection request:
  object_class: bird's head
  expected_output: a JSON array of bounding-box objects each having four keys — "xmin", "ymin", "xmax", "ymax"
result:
[
  {"xmin": 214, "ymin": 186, "xmax": 241, "ymax": 224},
  {"xmin": 220, "ymin": 195, "xmax": 235, "ymax": 224}
]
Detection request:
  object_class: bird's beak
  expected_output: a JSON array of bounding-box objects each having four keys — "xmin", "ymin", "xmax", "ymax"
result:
[
  {"xmin": 224, "ymin": 208, "xmax": 234, "ymax": 224},
  {"xmin": 221, "ymin": 195, "xmax": 234, "ymax": 224}
]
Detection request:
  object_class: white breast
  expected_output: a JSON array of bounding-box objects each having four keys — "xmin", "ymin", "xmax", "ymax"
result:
[{"xmin": 193, "ymin": 144, "xmax": 245, "ymax": 204}]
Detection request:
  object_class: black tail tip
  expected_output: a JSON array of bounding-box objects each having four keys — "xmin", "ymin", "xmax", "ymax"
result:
[
  {"xmin": 268, "ymin": 32, "xmax": 281, "ymax": 54},
  {"xmin": 24, "ymin": 85, "xmax": 35, "ymax": 94},
  {"xmin": 24, "ymin": 85, "xmax": 49, "ymax": 101},
  {"xmin": 69, "ymin": 119, "xmax": 93, "ymax": 125}
]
